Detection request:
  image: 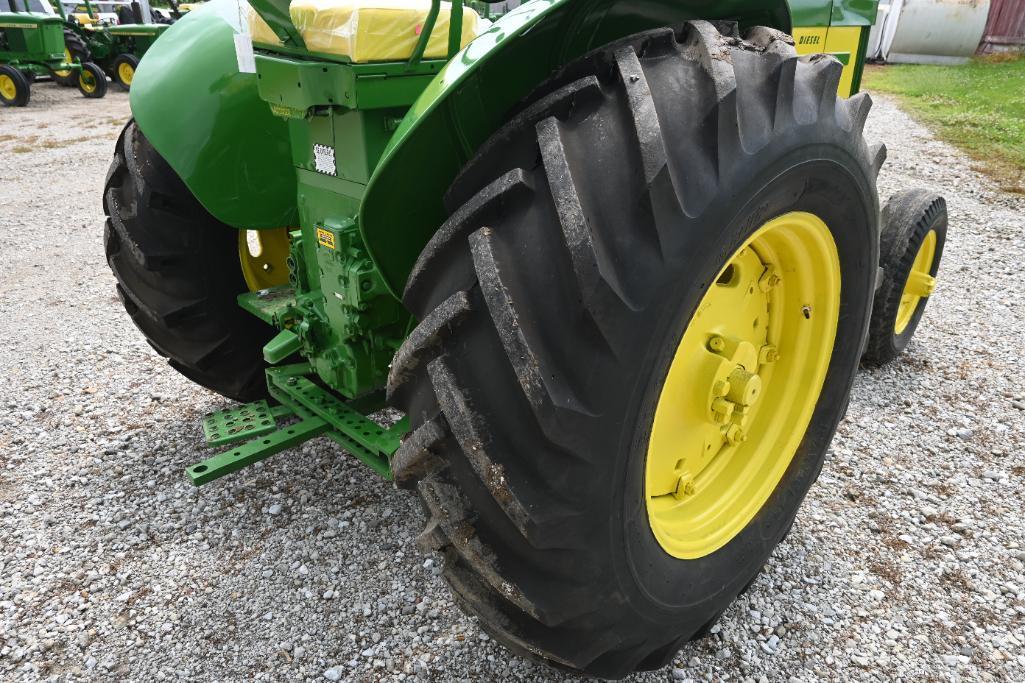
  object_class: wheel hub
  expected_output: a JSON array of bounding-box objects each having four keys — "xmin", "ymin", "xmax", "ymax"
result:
[
  {"xmin": 239, "ymin": 228, "xmax": 292, "ymax": 291},
  {"xmin": 645, "ymin": 212, "xmax": 841, "ymax": 559},
  {"xmin": 0, "ymin": 74, "xmax": 15, "ymax": 101},
  {"xmin": 894, "ymin": 230, "xmax": 937, "ymax": 334},
  {"xmin": 119, "ymin": 62, "xmax": 135, "ymax": 86}
]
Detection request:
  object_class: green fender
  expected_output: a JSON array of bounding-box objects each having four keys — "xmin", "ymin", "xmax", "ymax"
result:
[
  {"xmin": 129, "ymin": 0, "xmax": 297, "ymax": 229},
  {"xmin": 359, "ymin": 0, "xmax": 794, "ymax": 297}
]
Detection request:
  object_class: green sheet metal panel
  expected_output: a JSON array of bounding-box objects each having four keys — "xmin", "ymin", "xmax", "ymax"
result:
[
  {"xmin": 359, "ymin": 0, "xmax": 798, "ymax": 297},
  {"xmin": 129, "ymin": 0, "xmax": 297, "ymax": 229}
]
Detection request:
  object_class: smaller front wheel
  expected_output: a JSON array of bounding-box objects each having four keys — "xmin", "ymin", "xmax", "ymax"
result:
[
  {"xmin": 863, "ymin": 190, "xmax": 947, "ymax": 365},
  {"xmin": 0, "ymin": 65, "xmax": 31, "ymax": 107},
  {"xmin": 77, "ymin": 62, "xmax": 108, "ymax": 99},
  {"xmin": 111, "ymin": 53, "xmax": 138, "ymax": 91}
]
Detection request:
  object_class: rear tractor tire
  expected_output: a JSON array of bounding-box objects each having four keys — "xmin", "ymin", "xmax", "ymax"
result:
[
  {"xmin": 103, "ymin": 121, "xmax": 278, "ymax": 401},
  {"xmin": 112, "ymin": 53, "xmax": 139, "ymax": 91},
  {"xmin": 863, "ymin": 190, "xmax": 947, "ymax": 365},
  {"xmin": 0, "ymin": 65, "xmax": 31, "ymax": 107},
  {"xmin": 388, "ymin": 21, "xmax": 884, "ymax": 678},
  {"xmin": 77, "ymin": 61, "xmax": 108, "ymax": 99},
  {"xmin": 54, "ymin": 29, "xmax": 90, "ymax": 87}
]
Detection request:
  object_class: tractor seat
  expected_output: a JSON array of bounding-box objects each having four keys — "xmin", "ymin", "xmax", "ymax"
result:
[{"xmin": 248, "ymin": 0, "xmax": 484, "ymax": 63}]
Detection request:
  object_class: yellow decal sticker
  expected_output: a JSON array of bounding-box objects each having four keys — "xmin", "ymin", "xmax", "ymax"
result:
[{"xmin": 317, "ymin": 228, "xmax": 336, "ymax": 250}]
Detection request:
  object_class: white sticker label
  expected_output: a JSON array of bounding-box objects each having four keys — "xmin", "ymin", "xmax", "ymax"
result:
[
  {"xmin": 314, "ymin": 144, "xmax": 336, "ymax": 176},
  {"xmin": 234, "ymin": 33, "xmax": 256, "ymax": 74}
]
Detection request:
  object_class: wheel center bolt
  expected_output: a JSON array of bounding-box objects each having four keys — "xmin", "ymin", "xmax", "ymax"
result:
[{"xmin": 726, "ymin": 367, "xmax": 762, "ymax": 407}]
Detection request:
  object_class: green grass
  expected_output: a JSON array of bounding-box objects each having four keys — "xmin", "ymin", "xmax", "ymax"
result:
[{"xmin": 863, "ymin": 55, "xmax": 1025, "ymax": 193}]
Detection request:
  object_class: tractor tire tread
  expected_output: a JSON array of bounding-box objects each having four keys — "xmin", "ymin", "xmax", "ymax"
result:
[{"xmin": 103, "ymin": 120, "xmax": 272, "ymax": 401}]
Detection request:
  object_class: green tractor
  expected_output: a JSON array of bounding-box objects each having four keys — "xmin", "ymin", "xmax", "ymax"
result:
[
  {"xmin": 103, "ymin": 0, "xmax": 947, "ymax": 675},
  {"xmin": 55, "ymin": 0, "xmax": 170, "ymax": 90},
  {"xmin": 0, "ymin": 0, "xmax": 106, "ymax": 105}
]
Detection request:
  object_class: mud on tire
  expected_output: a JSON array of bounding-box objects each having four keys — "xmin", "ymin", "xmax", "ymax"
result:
[{"xmin": 389, "ymin": 21, "xmax": 883, "ymax": 678}]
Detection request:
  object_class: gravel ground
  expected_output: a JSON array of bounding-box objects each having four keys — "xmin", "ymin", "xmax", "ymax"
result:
[{"xmin": 1, "ymin": 80, "xmax": 1024, "ymax": 683}]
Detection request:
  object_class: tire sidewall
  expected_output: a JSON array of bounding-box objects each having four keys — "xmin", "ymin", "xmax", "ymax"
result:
[
  {"xmin": 611, "ymin": 144, "xmax": 878, "ymax": 629},
  {"xmin": 888, "ymin": 207, "xmax": 947, "ymax": 355}
]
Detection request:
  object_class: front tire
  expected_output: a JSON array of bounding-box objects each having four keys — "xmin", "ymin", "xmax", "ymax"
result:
[
  {"xmin": 389, "ymin": 22, "xmax": 882, "ymax": 677},
  {"xmin": 54, "ymin": 30, "xmax": 90, "ymax": 87},
  {"xmin": 0, "ymin": 65, "xmax": 30, "ymax": 107},
  {"xmin": 77, "ymin": 61, "xmax": 108, "ymax": 99},
  {"xmin": 103, "ymin": 121, "xmax": 274, "ymax": 401},
  {"xmin": 863, "ymin": 190, "xmax": 946, "ymax": 365},
  {"xmin": 111, "ymin": 53, "xmax": 139, "ymax": 91}
]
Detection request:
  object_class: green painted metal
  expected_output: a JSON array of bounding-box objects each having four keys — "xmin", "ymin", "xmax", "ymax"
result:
[
  {"xmin": 126, "ymin": 0, "xmax": 883, "ymax": 485},
  {"xmin": 129, "ymin": 0, "xmax": 296, "ymax": 229},
  {"xmin": 831, "ymin": 0, "xmax": 878, "ymax": 26},
  {"xmin": 237, "ymin": 284, "xmax": 296, "ymax": 325},
  {"xmin": 238, "ymin": 211, "xmax": 409, "ymax": 398},
  {"xmin": 188, "ymin": 364, "xmax": 408, "ymax": 485},
  {"xmin": 202, "ymin": 399, "xmax": 277, "ymax": 446},
  {"xmin": 267, "ymin": 367, "xmax": 408, "ymax": 478},
  {"xmin": 359, "ymin": 0, "xmax": 796, "ymax": 296},
  {"xmin": 0, "ymin": 9, "xmax": 82, "ymax": 78},
  {"xmin": 188, "ymin": 416, "xmax": 330, "ymax": 485}
]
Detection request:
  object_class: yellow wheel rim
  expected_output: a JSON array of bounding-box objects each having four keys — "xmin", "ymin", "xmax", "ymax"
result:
[
  {"xmin": 239, "ymin": 228, "xmax": 291, "ymax": 291},
  {"xmin": 118, "ymin": 62, "xmax": 134, "ymax": 86},
  {"xmin": 79, "ymin": 70, "xmax": 96, "ymax": 93},
  {"xmin": 894, "ymin": 230, "xmax": 936, "ymax": 334},
  {"xmin": 645, "ymin": 212, "xmax": 841, "ymax": 559},
  {"xmin": 0, "ymin": 74, "xmax": 16, "ymax": 101},
  {"xmin": 54, "ymin": 49, "xmax": 73, "ymax": 78}
]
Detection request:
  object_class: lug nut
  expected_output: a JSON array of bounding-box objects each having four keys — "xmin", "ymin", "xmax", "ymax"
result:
[
  {"xmin": 711, "ymin": 397, "xmax": 735, "ymax": 423},
  {"xmin": 758, "ymin": 344, "xmax": 780, "ymax": 365},
  {"xmin": 725, "ymin": 424, "xmax": 747, "ymax": 446},
  {"xmin": 673, "ymin": 474, "xmax": 696, "ymax": 500}
]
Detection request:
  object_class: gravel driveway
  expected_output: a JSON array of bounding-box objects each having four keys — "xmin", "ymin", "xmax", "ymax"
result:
[{"xmin": 2, "ymin": 80, "xmax": 1024, "ymax": 682}]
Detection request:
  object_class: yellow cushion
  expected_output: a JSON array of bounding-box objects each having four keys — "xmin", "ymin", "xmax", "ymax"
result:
[{"xmin": 248, "ymin": 0, "xmax": 483, "ymax": 63}]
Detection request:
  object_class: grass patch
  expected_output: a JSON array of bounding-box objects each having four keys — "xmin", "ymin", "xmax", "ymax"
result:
[{"xmin": 863, "ymin": 55, "xmax": 1025, "ymax": 193}]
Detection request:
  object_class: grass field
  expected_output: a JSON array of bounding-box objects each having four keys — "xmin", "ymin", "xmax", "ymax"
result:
[{"xmin": 863, "ymin": 55, "xmax": 1025, "ymax": 193}]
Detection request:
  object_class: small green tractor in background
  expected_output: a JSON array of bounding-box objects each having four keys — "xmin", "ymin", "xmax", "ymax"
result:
[
  {"xmin": 55, "ymin": 0, "xmax": 170, "ymax": 90},
  {"xmin": 103, "ymin": 0, "xmax": 948, "ymax": 676},
  {"xmin": 1, "ymin": 0, "xmax": 106, "ymax": 105}
]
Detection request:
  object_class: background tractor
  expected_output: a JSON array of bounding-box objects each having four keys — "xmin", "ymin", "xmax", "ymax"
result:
[
  {"xmin": 53, "ymin": 0, "xmax": 170, "ymax": 90},
  {"xmin": 103, "ymin": 0, "xmax": 948, "ymax": 676},
  {"xmin": 1, "ymin": 0, "xmax": 106, "ymax": 105}
]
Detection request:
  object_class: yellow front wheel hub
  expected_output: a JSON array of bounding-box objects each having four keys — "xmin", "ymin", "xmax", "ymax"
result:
[
  {"xmin": 79, "ymin": 71, "xmax": 97, "ymax": 94},
  {"xmin": 0, "ymin": 74, "xmax": 16, "ymax": 101},
  {"xmin": 118, "ymin": 62, "xmax": 135, "ymax": 86},
  {"xmin": 645, "ymin": 212, "xmax": 841, "ymax": 559},
  {"xmin": 894, "ymin": 230, "xmax": 936, "ymax": 334},
  {"xmin": 54, "ymin": 49, "xmax": 73, "ymax": 78},
  {"xmin": 239, "ymin": 228, "xmax": 291, "ymax": 291}
]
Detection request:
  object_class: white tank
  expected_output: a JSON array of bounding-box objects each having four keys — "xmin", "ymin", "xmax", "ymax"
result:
[
  {"xmin": 867, "ymin": 1, "xmax": 892, "ymax": 59},
  {"xmin": 880, "ymin": 0, "xmax": 991, "ymax": 64}
]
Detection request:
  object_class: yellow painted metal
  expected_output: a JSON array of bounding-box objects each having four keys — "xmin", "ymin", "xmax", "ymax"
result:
[
  {"xmin": 824, "ymin": 26, "xmax": 863, "ymax": 98},
  {"xmin": 78, "ymin": 69, "xmax": 97, "ymax": 94},
  {"xmin": 0, "ymin": 74, "xmax": 16, "ymax": 101},
  {"xmin": 118, "ymin": 61, "xmax": 135, "ymax": 86},
  {"xmin": 54, "ymin": 48, "xmax": 73, "ymax": 78},
  {"xmin": 645, "ymin": 212, "xmax": 841, "ymax": 559},
  {"xmin": 894, "ymin": 230, "xmax": 936, "ymax": 334},
  {"xmin": 793, "ymin": 25, "xmax": 864, "ymax": 97},
  {"xmin": 238, "ymin": 228, "xmax": 291, "ymax": 291}
]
